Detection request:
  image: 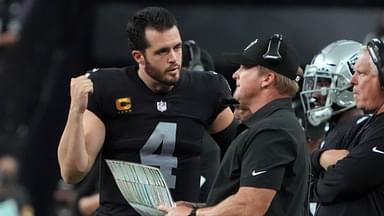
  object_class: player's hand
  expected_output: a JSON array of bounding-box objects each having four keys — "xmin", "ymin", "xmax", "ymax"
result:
[
  {"xmin": 70, "ymin": 73, "xmax": 93, "ymax": 114},
  {"xmin": 320, "ymin": 149, "xmax": 349, "ymax": 170}
]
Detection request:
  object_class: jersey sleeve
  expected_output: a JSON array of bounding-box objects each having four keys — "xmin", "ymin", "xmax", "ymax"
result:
[
  {"xmin": 216, "ymin": 72, "xmax": 232, "ymax": 110},
  {"xmin": 239, "ymin": 129, "xmax": 296, "ymax": 190},
  {"xmin": 86, "ymin": 69, "xmax": 106, "ymax": 122},
  {"xmin": 207, "ymin": 72, "xmax": 232, "ymax": 123}
]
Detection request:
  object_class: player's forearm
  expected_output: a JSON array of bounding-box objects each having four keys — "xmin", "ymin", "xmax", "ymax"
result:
[{"xmin": 58, "ymin": 110, "xmax": 90, "ymax": 183}]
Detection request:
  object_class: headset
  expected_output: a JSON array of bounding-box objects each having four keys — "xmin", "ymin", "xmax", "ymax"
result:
[
  {"xmin": 367, "ymin": 37, "xmax": 384, "ymax": 87},
  {"xmin": 262, "ymin": 34, "xmax": 283, "ymax": 65},
  {"xmin": 184, "ymin": 40, "xmax": 205, "ymax": 71}
]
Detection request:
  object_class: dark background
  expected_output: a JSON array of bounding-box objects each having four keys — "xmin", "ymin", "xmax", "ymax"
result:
[{"xmin": 0, "ymin": 0, "xmax": 382, "ymax": 215}]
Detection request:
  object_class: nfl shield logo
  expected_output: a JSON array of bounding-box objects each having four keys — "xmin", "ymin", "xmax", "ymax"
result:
[{"xmin": 157, "ymin": 100, "xmax": 167, "ymax": 112}]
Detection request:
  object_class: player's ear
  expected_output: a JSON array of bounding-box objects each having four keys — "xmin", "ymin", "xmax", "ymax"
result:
[{"xmin": 132, "ymin": 50, "xmax": 145, "ymax": 65}]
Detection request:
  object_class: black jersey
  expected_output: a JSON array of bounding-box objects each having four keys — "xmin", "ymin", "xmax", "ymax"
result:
[{"xmin": 87, "ymin": 66, "xmax": 231, "ymax": 215}]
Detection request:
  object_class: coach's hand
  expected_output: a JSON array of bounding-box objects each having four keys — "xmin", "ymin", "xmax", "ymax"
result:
[
  {"xmin": 158, "ymin": 204, "xmax": 193, "ymax": 216},
  {"xmin": 320, "ymin": 149, "xmax": 349, "ymax": 170}
]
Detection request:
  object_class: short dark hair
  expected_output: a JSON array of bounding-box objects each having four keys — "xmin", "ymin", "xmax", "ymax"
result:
[{"xmin": 126, "ymin": 6, "xmax": 178, "ymax": 51}]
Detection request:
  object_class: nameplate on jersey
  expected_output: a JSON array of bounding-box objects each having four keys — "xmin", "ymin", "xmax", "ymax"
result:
[{"xmin": 157, "ymin": 100, "xmax": 167, "ymax": 112}]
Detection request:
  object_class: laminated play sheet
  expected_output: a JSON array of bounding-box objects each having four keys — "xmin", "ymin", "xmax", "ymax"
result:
[{"xmin": 106, "ymin": 159, "xmax": 175, "ymax": 216}]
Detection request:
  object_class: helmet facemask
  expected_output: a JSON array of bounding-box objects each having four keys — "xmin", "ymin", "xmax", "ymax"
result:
[
  {"xmin": 300, "ymin": 40, "xmax": 361, "ymax": 126},
  {"xmin": 301, "ymin": 65, "xmax": 335, "ymax": 126}
]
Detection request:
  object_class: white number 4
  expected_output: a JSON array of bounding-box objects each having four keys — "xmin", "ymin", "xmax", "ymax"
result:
[{"xmin": 140, "ymin": 122, "xmax": 178, "ymax": 188}]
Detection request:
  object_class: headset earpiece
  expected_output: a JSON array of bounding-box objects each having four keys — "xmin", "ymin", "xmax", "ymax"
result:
[
  {"xmin": 263, "ymin": 34, "xmax": 283, "ymax": 65},
  {"xmin": 184, "ymin": 40, "xmax": 205, "ymax": 71},
  {"xmin": 367, "ymin": 38, "xmax": 384, "ymax": 87}
]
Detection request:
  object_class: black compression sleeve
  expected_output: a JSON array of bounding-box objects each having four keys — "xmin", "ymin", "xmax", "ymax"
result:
[{"xmin": 211, "ymin": 119, "xmax": 238, "ymax": 157}]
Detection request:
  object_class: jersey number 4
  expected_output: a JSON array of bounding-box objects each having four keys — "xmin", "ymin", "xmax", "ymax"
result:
[{"xmin": 140, "ymin": 122, "xmax": 178, "ymax": 188}]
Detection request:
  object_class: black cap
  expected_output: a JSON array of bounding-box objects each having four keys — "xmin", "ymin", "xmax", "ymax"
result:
[{"xmin": 225, "ymin": 34, "xmax": 300, "ymax": 80}]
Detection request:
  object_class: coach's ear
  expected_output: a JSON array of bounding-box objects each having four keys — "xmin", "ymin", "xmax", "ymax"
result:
[
  {"xmin": 132, "ymin": 50, "xmax": 145, "ymax": 66},
  {"xmin": 261, "ymin": 71, "xmax": 275, "ymax": 89}
]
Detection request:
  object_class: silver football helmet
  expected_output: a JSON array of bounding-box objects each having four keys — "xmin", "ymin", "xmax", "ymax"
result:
[{"xmin": 300, "ymin": 40, "xmax": 362, "ymax": 126}]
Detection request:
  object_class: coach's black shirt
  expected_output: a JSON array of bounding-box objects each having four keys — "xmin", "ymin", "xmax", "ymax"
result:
[
  {"xmin": 310, "ymin": 114, "xmax": 367, "ymax": 176},
  {"xmin": 87, "ymin": 66, "xmax": 231, "ymax": 215},
  {"xmin": 207, "ymin": 98, "xmax": 309, "ymax": 216},
  {"xmin": 312, "ymin": 113, "xmax": 384, "ymax": 216}
]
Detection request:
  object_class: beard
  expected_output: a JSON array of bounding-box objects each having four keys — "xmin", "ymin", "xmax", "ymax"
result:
[{"xmin": 144, "ymin": 60, "xmax": 180, "ymax": 86}]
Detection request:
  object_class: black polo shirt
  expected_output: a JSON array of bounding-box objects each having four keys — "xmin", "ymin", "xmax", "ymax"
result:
[{"xmin": 207, "ymin": 98, "xmax": 309, "ymax": 216}]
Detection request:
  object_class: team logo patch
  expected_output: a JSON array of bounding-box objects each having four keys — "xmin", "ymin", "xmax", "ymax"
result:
[
  {"xmin": 157, "ymin": 100, "xmax": 167, "ymax": 112},
  {"xmin": 115, "ymin": 97, "xmax": 132, "ymax": 114}
]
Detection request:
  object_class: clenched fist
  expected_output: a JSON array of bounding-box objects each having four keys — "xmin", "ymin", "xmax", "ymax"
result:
[{"xmin": 70, "ymin": 73, "xmax": 94, "ymax": 114}]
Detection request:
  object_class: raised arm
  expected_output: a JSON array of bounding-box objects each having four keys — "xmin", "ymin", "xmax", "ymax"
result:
[{"xmin": 58, "ymin": 74, "xmax": 105, "ymax": 184}]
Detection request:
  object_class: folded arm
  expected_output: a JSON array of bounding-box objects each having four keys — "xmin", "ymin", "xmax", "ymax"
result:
[{"xmin": 313, "ymin": 144, "xmax": 384, "ymax": 203}]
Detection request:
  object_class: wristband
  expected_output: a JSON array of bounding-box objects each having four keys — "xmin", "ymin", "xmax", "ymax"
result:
[{"xmin": 188, "ymin": 207, "xmax": 197, "ymax": 216}]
